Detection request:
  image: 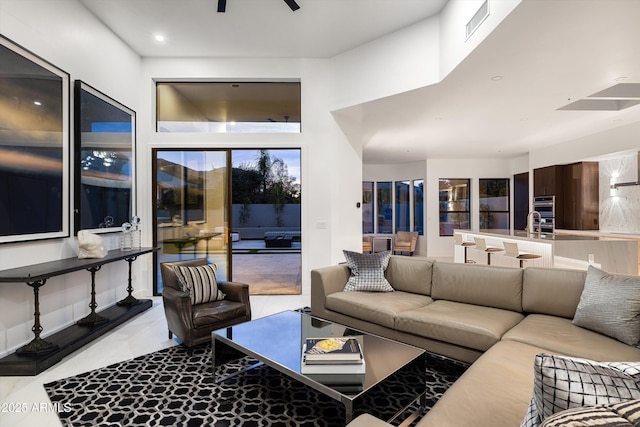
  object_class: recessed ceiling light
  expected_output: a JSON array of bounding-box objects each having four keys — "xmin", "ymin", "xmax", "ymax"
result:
[
  {"xmin": 614, "ymin": 76, "xmax": 628, "ymax": 82},
  {"xmin": 33, "ymin": 100, "xmax": 42, "ymax": 106},
  {"xmin": 154, "ymin": 34, "xmax": 166, "ymax": 42},
  {"xmin": 491, "ymin": 75, "xmax": 503, "ymax": 81}
]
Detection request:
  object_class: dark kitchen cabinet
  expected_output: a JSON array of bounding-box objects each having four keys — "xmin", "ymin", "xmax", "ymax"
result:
[
  {"xmin": 533, "ymin": 165, "xmax": 564, "ymax": 197},
  {"xmin": 563, "ymin": 162, "xmax": 599, "ymax": 230},
  {"xmin": 533, "ymin": 162, "xmax": 598, "ymax": 230}
]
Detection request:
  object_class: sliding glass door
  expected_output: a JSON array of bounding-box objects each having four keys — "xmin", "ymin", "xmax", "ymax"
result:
[
  {"xmin": 152, "ymin": 148, "xmax": 302, "ymax": 295},
  {"xmin": 153, "ymin": 149, "xmax": 230, "ymax": 293}
]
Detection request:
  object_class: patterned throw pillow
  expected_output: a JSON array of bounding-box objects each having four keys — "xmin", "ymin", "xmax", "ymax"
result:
[
  {"xmin": 542, "ymin": 399, "xmax": 640, "ymax": 427},
  {"xmin": 520, "ymin": 354, "xmax": 640, "ymax": 427},
  {"xmin": 174, "ymin": 264, "xmax": 226, "ymax": 305},
  {"xmin": 343, "ymin": 250, "xmax": 393, "ymax": 292},
  {"xmin": 572, "ymin": 265, "xmax": 640, "ymax": 345}
]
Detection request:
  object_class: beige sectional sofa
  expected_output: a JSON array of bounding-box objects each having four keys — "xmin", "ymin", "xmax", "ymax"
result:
[{"xmin": 310, "ymin": 256, "xmax": 640, "ymax": 427}]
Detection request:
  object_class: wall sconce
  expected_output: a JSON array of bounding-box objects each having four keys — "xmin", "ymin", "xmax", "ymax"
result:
[{"xmin": 610, "ymin": 177, "xmax": 618, "ymax": 197}]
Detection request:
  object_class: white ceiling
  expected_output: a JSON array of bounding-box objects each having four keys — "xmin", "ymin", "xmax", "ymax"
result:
[
  {"xmin": 80, "ymin": 0, "xmax": 640, "ymax": 164},
  {"xmin": 79, "ymin": 0, "xmax": 447, "ymax": 58}
]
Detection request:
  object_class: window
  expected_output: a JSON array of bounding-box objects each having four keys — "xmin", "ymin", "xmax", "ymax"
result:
[
  {"xmin": 362, "ymin": 179, "xmax": 424, "ymax": 236},
  {"xmin": 479, "ymin": 178, "xmax": 510, "ymax": 234},
  {"xmin": 439, "ymin": 179, "xmax": 470, "ymax": 236},
  {"xmin": 413, "ymin": 179, "xmax": 424, "ymax": 235},
  {"xmin": 376, "ymin": 182, "xmax": 393, "ymax": 234},
  {"xmin": 156, "ymin": 81, "xmax": 301, "ymax": 133},
  {"xmin": 362, "ymin": 182, "xmax": 374, "ymax": 234},
  {"xmin": 395, "ymin": 181, "xmax": 410, "ymax": 232}
]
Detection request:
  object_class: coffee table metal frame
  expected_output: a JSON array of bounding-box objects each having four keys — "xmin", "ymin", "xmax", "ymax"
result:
[{"xmin": 211, "ymin": 310, "xmax": 426, "ymax": 426}]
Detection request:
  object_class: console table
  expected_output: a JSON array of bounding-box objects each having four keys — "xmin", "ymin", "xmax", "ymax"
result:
[{"xmin": 0, "ymin": 247, "xmax": 158, "ymax": 376}]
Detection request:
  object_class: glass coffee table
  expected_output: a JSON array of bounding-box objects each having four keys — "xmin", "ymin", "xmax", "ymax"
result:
[{"xmin": 211, "ymin": 310, "xmax": 426, "ymax": 425}]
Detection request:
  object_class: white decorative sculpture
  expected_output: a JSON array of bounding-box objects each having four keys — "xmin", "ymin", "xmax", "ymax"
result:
[{"xmin": 77, "ymin": 230, "xmax": 108, "ymax": 259}]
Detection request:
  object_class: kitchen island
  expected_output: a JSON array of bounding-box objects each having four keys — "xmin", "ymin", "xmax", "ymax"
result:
[{"xmin": 453, "ymin": 230, "xmax": 639, "ymax": 275}]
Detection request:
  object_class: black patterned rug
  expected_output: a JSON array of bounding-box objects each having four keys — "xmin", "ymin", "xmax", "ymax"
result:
[{"xmin": 44, "ymin": 342, "xmax": 468, "ymax": 427}]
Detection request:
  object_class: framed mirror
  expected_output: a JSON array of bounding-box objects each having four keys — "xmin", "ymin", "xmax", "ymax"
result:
[
  {"xmin": 0, "ymin": 35, "xmax": 70, "ymax": 244},
  {"xmin": 74, "ymin": 80, "xmax": 136, "ymax": 234}
]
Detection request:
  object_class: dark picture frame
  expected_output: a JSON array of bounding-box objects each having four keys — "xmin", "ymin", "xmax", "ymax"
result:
[
  {"xmin": 0, "ymin": 35, "xmax": 70, "ymax": 244},
  {"xmin": 74, "ymin": 80, "xmax": 136, "ymax": 234}
]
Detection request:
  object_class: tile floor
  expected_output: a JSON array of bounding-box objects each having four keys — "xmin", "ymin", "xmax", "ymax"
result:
[{"xmin": 0, "ymin": 294, "xmax": 308, "ymax": 427}]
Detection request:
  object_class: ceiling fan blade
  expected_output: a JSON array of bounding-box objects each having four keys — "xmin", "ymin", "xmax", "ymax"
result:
[
  {"xmin": 217, "ymin": 0, "xmax": 226, "ymax": 12},
  {"xmin": 283, "ymin": 0, "xmax": 300, "ymax": 11}
]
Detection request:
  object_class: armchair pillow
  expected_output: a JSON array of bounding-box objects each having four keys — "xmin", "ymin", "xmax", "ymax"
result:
[
  {"xmin": 520, "ymin": 354, "xmax": 640, "ymax": 427},
  {"xmin": 572, "ymin": 265, "xmax": 640, "ymax": 345},
  {"xmin": 343, "ymin": 250, "xmax": 393, "ymax": 292},
  {"xmin": 174, "ymin": 263, "xmax": 226, "ymax": 305}
]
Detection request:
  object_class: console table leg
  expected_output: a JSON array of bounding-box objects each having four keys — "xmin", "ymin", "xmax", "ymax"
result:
[
  {"xmin": 117, "ymin": 256, "xmax": 142, "ymax": 306},
  {"xmin": 16, "ymin": 280, "xmax": 59, "ymax": 356},
  {"xmin": 77, "ymin": 266, "xmax": 108, "ymax": 326}
]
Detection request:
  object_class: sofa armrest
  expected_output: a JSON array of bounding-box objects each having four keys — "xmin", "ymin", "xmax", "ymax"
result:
[
  {"xmin": 219, "ymin": 280, "xmax": 251, "ymax": 311},
  {"xmin": 218, "ymin": 281, "xmax": 252, "ymax": 320},
  {"xmin": 162, "ymin": 286, "xmax": 194, "ymax": 336},
  {"xmin": 218, "ymin": 281, "xmax": 248, "ymax": 302},
  {"xmin": 310, "ymin": 264, "xmax": 350, "ymax": 316}
]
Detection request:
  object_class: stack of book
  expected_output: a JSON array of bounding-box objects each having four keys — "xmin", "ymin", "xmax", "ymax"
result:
[{"xmin": 301, "ymin": 337, "xmax": 365, "ymax": 392}]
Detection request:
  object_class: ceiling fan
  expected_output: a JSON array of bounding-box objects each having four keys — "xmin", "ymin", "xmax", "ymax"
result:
[{"xmin": 217, "ymin": 0, "xmax": 300, "ymax": 13}]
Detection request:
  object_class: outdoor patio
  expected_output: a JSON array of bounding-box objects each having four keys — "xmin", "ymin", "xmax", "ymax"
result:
[{"xmin": 232, "ymin": 239, "xmax": 301, "ymax": 295}]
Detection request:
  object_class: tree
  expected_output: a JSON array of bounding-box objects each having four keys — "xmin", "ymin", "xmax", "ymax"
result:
[{"xmin": 232, "ymin": 150, "xmax": 300, "ymax": 205}]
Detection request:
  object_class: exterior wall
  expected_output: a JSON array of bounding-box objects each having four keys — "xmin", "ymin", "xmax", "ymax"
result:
[{"xmin": 232, "ymin": 204, "xmax": 301, "ymax": 239}]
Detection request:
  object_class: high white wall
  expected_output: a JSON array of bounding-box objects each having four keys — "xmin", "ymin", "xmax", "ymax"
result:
[
  {"xmin": 439, "ymin": 0, "xmax": 522, "ymax": 77},
  {"xmin": 138, "ymin": 57, "xmax": 362, "ymax": 289},
  {"xmin": 0, "ymin": 0, "xmax": 142, "ymax": 356}
]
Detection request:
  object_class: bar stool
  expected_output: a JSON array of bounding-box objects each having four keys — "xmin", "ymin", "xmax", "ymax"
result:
[
  {"xmin": 503, "ymin": 241, "xmax": 542, "ymax": 268},
  {"xmin": 453, "ymin": 233, "xmax": 476, "ymax": 263},
  {"xmin": 473, "ymin": 237, "xmax": 504, "ymax": 265}
]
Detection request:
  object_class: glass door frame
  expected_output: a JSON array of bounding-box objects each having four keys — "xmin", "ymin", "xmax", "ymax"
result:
[{"xmin": 152, "ymin": 148, "xmax": 233, "ymax": 296}]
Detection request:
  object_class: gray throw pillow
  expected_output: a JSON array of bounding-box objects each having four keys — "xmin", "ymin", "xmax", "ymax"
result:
[
  {"xmin": 520, "ymin": 353, "xmax": 640, "ymax": 427},
  {"xmin": 343, "ymin": 250, "xmax": 393, "ymax": 292},
  {"xmin": 572, "ymin": 265, "xmax": 640, "ymax": 345}
]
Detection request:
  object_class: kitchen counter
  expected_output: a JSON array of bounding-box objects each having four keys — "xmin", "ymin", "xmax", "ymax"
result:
[
  {"xmin": 454, "ymin": 230, "xmax": 639, "ymax": 275},
  {"xmin": 477, "ymin": 230, "xmax": 627, "ymax": 241}
]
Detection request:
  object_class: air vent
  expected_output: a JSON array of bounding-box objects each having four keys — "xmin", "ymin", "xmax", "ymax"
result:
[{"xmin": 466, "ymin": 0, "xmax": 489, "ymax": 39}]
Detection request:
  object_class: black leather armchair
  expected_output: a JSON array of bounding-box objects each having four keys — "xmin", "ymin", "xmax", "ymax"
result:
[{"xmin": 160, "ymin": 258, "xmax": 251, "ymax": 349}]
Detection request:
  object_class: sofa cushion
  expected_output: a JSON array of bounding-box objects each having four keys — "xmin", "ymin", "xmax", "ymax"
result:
[
  {"xmin": 395, "ymin": 300, "xmax": 525, "ymax": 351},
  {"xmin": 503, "ymin": 315, "xmax": 640, "ymax": 361},
  {"xmin": 343, "ymin": 250, "xmax": 394, "ymax": 292},
  {"xmin": 192, "ymin": 299, "xmax": 248, "ymax": 328},
  {"xmin": 572, "ymin": 265, "xmax": 640, "ymax": 346},
  {"xmin": 420, "ymin": 340, "xmax": 544, "ymax": 427},
  {"xmin": 431, "ymin": 262, "xmax": 523, "ymax": 312},
  {"xmin": 174, "ymin": 263, "xmax": 226, "ymax": 305},
  {"xmin": 520, "ymin": 354, "xmax": 640, "ymax": 427},
  {"xmin": 522, "ymin": 267, "xmax": 586, "ymax": 319},
  {"xmin": 326, "ymin": 291, "xmax": 433, "ymax": 329},
  {"xmin": 385, "ymin": 256, "xmax": 434, "ymax": 295},
  {"xmin": 541, "ymin": 400, "xmax": 640, "ymax": 427}
]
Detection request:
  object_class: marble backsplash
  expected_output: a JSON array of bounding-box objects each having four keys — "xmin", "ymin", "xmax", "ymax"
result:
[{"xmin": 599, "ymin": 155, "xmax": 640, "ymax": 234}]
